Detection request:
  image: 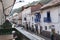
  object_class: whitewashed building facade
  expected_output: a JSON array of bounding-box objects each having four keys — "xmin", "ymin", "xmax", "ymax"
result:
[{"xmin": 40, "ymin": 0, "xmax": 60, "ymax": 35}]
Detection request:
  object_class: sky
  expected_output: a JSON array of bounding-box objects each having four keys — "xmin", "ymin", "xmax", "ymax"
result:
[{"xmin": 13, "ymin": 0, "xmax": 39, "ymax": 9}]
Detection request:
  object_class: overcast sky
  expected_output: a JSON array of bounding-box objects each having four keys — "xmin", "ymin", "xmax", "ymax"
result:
[{"xmin": 13, "ymin": 0, "xmax": 39, "ymax": 9}]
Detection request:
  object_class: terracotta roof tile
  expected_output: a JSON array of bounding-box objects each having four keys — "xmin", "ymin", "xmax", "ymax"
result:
[
  {"xmin": 31, "ymin": 3, "xmax": 42, "ymax": 12},
  {"xmin": 40, "ymin": 0, "xmax": 60, "ymax": 9}
]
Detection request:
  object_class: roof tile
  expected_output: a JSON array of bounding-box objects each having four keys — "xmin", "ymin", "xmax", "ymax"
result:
[{"xmin": 40, "ymin": 0, "xmax": 60, "ymax": 9}]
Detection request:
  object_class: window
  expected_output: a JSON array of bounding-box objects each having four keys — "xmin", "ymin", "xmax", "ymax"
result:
[
  {"xmin": 24, "ymin": 17, "xmax": 26, "ymax": 21},
  {"xmin": 44, "ymin": 11, "xmax": 51, "ymax": 23},
  {"xmin": 47, "ymin": 11, "xmax": 50, "ymax": 18},
  {"xmin": 32, "ymin": 17, "xmax": 33, "ymax": 21},
  {"xmin": 45, "ymin": 26, "xmax": 47, "ymax": 30},
  {"xmin": 59, "ymin": 14, "xmax": 60, "ymax": 16},
  {"xmin": 44, "ymin": 17, "xmax": 47, "ymax": 22}
]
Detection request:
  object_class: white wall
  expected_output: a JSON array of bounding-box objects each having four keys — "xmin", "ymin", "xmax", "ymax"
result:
[
  {"xmin": 30, "ymin": 15, "xmax": 36, "ymax": 28},
  {"xmin": 41, "ymin": 6, "xmax": 60, "ymax": 34},
  {"xmin": 22, "ymin": 7, "xmax": 31, "ymax": 26}
]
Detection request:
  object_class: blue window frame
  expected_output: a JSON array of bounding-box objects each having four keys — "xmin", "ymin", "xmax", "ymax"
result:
[
  {"xmin": 35, "ymin": 13, "xmax": 41, "ymax": 23},
  {"xmin": 44, "ymin": 11, "xmax": 51, "ymax": 23}
]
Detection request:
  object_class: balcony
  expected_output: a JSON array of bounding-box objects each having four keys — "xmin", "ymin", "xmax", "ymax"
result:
[
  {"xmin": 44, "ymin": 17, "xmax": 51, "ymax": 23},
  {"xmin": 35, "ymin": 18, "xmax": 40, "ymax": 23},
  {"xmin": 35, "ymin": 13, "xmax": 41, "ymax": 23}
]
